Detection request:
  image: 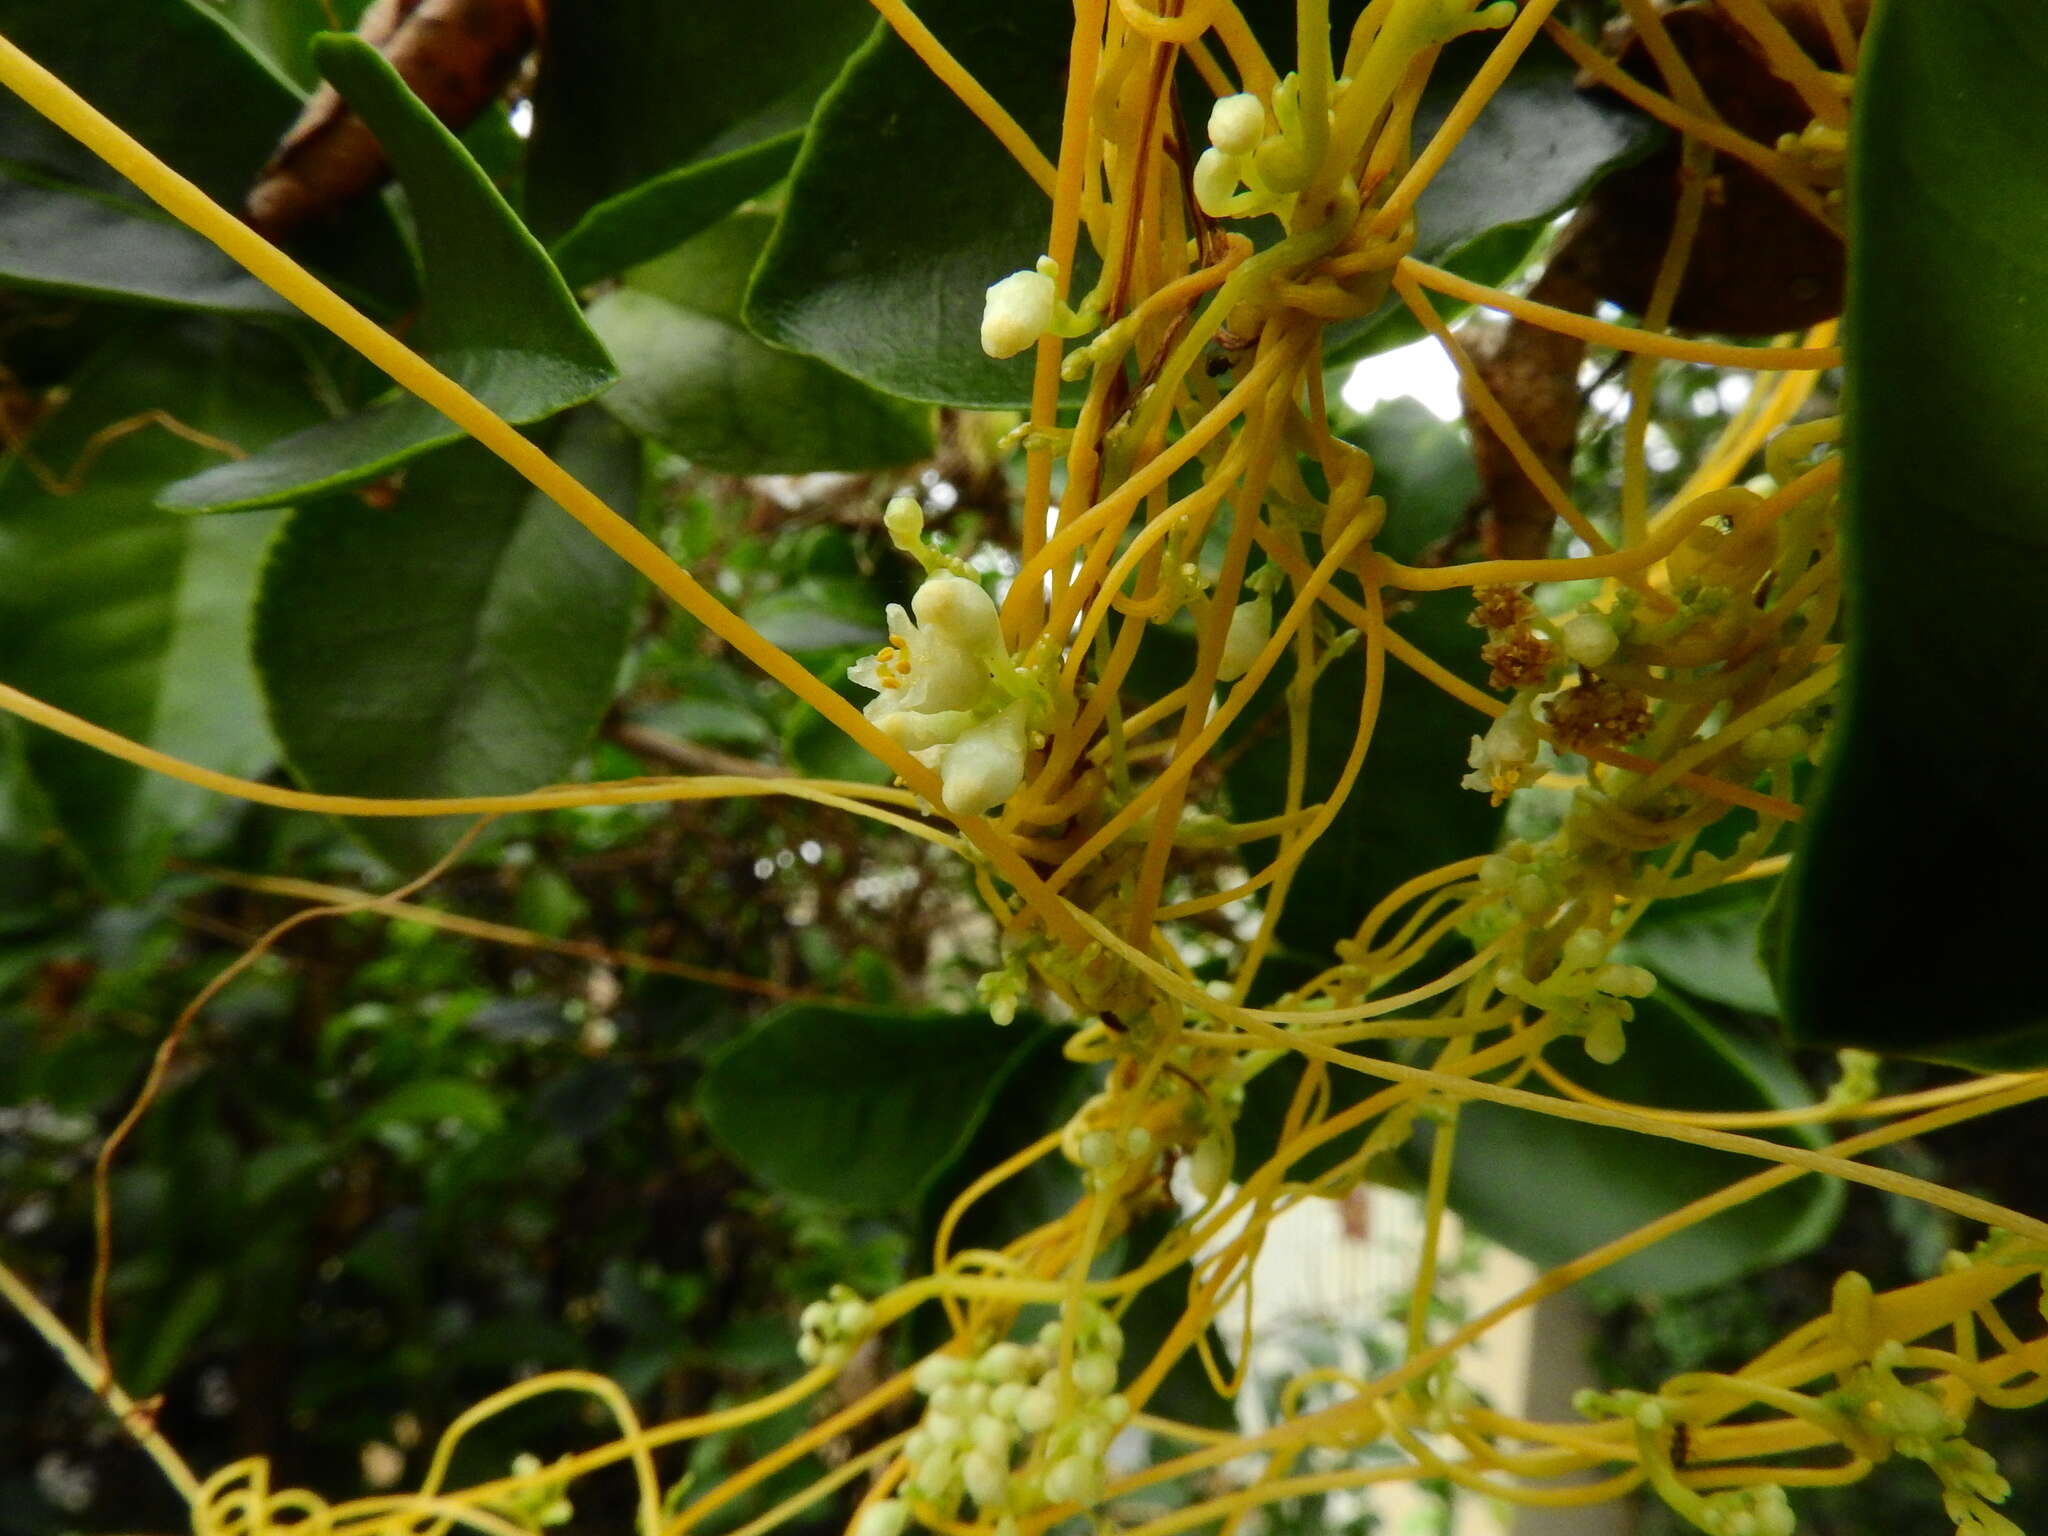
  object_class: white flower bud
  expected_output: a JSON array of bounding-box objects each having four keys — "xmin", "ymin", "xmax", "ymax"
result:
[
  {"xmin": 1122, "ymin": 1126, "xmax": 1152, "ymax": 1159},
  {"xmin": 1478, "ymin": 854, "xmax": 1517, "ymax": 892},
  {"xmin": 854, "ymin": 1501, "xmax": 911, "ymax": 1536},
  {"xmin": 1192, "ymin": 146, "xmax": 1241, "ymax": 216},
  {"xmin": 800, "ymin": 1301, "xmax": 832, "ymax": 1333},
  {"xmin": 977, "ymin": 1343, "xmax": 1030, "ymax": 1382},
  {"xmin": 981, "ymin": 266, "xmax": 1058, "ymax": 358},
  {"xmin": 1015, "ymin": 1386, "xmax": 1058, "ymax": 1434},
  {"xmin": 883, "ymin": 495, "xmax": 925, "ymax": 550},
  {"xmin": 1091, "ymin": 1315, "xmax": 1123, "ymax": 1359},
  {"xmin": 912, "ymin": 574, "xmax": 1004, "ymax": 660},
  {"xmin": 924, "ymin": 1411, "xmax": 967, "ymax": 1447},
  {"xmin": 970, "ymin": 1413, "xmax": 1013, "ymax": 1458},
  {"xmin": 1217, "ymin": 595, "xmax": 1271, "ymax": 681},
  {"xmin": 915, "ymin": 1355, "xmax": 969, "ymax": 1394},
  {"xmin": 1561, "ymin": 613, "xmax": 1619, "ymax": 668},
  {"xmin": 1100, "ymin": 1393, "xmax": 1131, "ymax": 1426},
  {"xmin": 835, "ymin": 1300, "xmax": 873, "ymax": 1337},
  {"xmin": 962, "ymin": 1449, "xmax": 1008, "ymax": 1510},
  {"xmin": 1584, "ymin": 1008, "xmax": 1627, "ymax": 1066},
  {"xmin": 1562, "ymin": 928, "xmax": 1608, "ymax": 969},
  {"xmin": 797, "ymin": 1334, "xmax": 823, "ymax": 1365},
  {"xmin": 1207, "ymin": 92, "xmax": 1265, "ymax": 156},
  {"xmin": 989, "ymin": 1381, "xmax": 1027, "ymax": 1420},
  {"xmin": 1075, "ymin": 1129, "xmax": 1118, "ymax": 1169},
  {"xmin": 1071, "ymin": 1352, "xmax": 1118, "ymax": 1398},
  {"xmin": 940, "ymin": 703, "xmax": 1029, "ymax": 816},
  {"xmin": 1187, "ymin": 1135, "xmax": 1230, "ymax": 1201},
  {"xmin": 1598, "ymin": 963, "xmax": 1658, "ymax": 999},
  {"xmin": 1043, "ymin": 1455, "xmax": 1097, "ymax": 1507}
]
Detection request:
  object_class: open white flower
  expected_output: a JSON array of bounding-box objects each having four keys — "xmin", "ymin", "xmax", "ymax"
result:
[
  {"xmin": 1460, "ymin": 697, "xmax": 1540, "ymax": 804},
  {"xmin": 850, "ymin": 572, "xmax": 1032, "ymax": 816}
]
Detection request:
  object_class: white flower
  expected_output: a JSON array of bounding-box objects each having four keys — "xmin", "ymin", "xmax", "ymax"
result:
[
  {"xmin": 1207, "ymin": 92, "xmax": 1265, "ymax": 156},
  {"xmin": 849, "ymin": 573, "xmax": 1032, "ymax": 816},
  {"xmin": 981, "ymin": 266, "xmax": 1058, "ymax": 358},
  {"xmin": 1461, "ymin": 698, "xmax": 1540, "ymax": 804}
]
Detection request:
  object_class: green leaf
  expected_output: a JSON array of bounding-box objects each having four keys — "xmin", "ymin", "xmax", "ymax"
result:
[
  {"xmin": 746, "ymin": 0, "xmax": 1088, "ymax": 410},
  {"xmin": 0, "ymin": 322, "xmax": 321, "ymax": 896},
  {"xmin": 0, "ymin": 0, "xmax": 409, "ymax": 305},
  {"xmin": 1774, "ymin": 0, "xmax": 2048, "ymax": 1069},
  {"xmin": 211, "ymin": 0, "xmax": 373, "ymax": 87},
  {"xmin": 587, "ymin": 213, "xmax": 933, "ymax": 474},
  {"xmin": 1618, "ymin": 881, "xmax": 1779, "ymax": 1017},
  {"xmin": 355, "ymin": 1076, "xmax": 507, "ymax": 1136},
  {"xmin": 700, "ymin": 1003, "xmax": 1047, "ymax": 1211},
  {"xmin": 523, "ymin": 0, "xmax": 875, "ymax": 242},
  {"xmin": 1325, "ymin": 32, "xmax": 1661, "ymax": 365},
  {"xmin": 551, "ymin": 133, "xmax": 803, "ymax": 292},
  {"xmin": 0, "ymin": 146, "xmax": 295, "ymax": 315},
  {"xmin": 1434, "ymin": 994, "xmax": 1842, "ymax": 1297},
  {"xmin": 253, "ymin": 409, "xmax": 643, "ymax": 871},
  {"xmin": 159, "ymin": 35, "xmax": 616, "ymax": 513}
]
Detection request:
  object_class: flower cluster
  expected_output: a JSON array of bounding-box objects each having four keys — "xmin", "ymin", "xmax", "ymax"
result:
[
  {"xmin": 1481, "ymin": 901, "xmax": 1656, "ymax": 1063},
  {"xmin": 888, "ymin": 1305, "xmax": 1131, "ymax": 1530},
  {"xmin": 978, "ymin": 256, "xmax": 1098, "ymax": 359},
  {"xmin": 797, "ymin": 1284, "xmax": 875, "ymax": 1370}
]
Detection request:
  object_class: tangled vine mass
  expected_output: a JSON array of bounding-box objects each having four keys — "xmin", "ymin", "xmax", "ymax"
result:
[{"xmin": 2, "ymin": 2, "xmax": 2046, "ymax": 1535}]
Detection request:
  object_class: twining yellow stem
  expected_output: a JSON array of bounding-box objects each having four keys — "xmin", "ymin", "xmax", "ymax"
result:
[
  {"xmin": 0, "ymin": 1252, "xmax": 202, "ymax": 1503},
  {"xmin": 865, "ymin": 0, "xmax": 1058, "ymax": 195},
  {"xmin": 1402, "ymin": 259, "xmax": 1844, "ymax": 369},
  {"xmin": 0, "ymin": 31, "xmax": 1096, "ymax": 948}
]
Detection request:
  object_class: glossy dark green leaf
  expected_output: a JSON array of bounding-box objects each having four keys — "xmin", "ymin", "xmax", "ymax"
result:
[
  {"xmin": 253, "ymin": 410, "xmax": 642, "ymax": 871},
  {"xmin": 1115, "ymin": 1227, "xmax": 1238, "ymax": 1433},
  {"xmin": 0, "ymin": 0, "xmax": 408, "ymax": 305},
  {"xmin": 523, "ymin": 0, "xmax": 874, "ymax": 242},
  {"xmin": 1438, "ymin": 993, "xmax": 1841, "ymax": 1297},
  {"xmin": 1774, "ymin": 0, "xmax": 2048, "ymax": 1069},
  {"xmin": 213, "ymin": 0, "xmax": 373, "ymax": 87},
  {"xmin": 0, "ymin": 322, "xmax": 322, "ymax": 896},
  {"xmin": 587, "ymin": 212, "xmax": 933, "ymax": 474},
  {"xmin": 160, "ymin": 35, "xmax": 616, "ymax": 513},
  {"xmin": 700, "ymin": 1003, "xmax": 1047, "ymax": 1211},
  {"xmin": 746, "ymin": 0, "xmax": 1088, "ymax": 410},
  {"xmin": 551, "ymin": 132, "xmax": 803, "ymax": 291},
  {"xmin": 1325, "ymin": 32, "xmax": 1661, "ymax": 364},
  {"xmin": 0, "ymin": 141, "xmax": 293, "ymax": 314}
]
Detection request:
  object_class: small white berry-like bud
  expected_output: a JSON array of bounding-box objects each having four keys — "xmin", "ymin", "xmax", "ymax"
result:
[
  {"xmin": 1036, "ymin": 1321, "xmax": 1063, "ymax": 1351},
  {"xmin": 1207, "ymin": 93, "xmax": 1265, "ymax": 156},
  {"xmin": 1598, "ymin": 963, "xmax": 1658, "ymax": 999},
  {"xmin": 835, "ymin": 1300, "xmax": 873, "ymax": 1337},
  {"xmin": 915, "ymin": 1355, "xmax": 969, "ymax": 1394},
  {"xmin": 1584, "ymin": 1008, "xmax": 1627, "ymax": 1065},
  {"xmin": 1075, "ymin": 1129, "xmax": 1118, "ymax": 1169},
  {"xmin": 959, "ymin": 1381, "xmax": 991, "ymax": 1415},
  {"xmin": 1562, "ymin": 928, "xmax": 1608, "ymax": 969},
  {"xmin": 1217, "ymin": 595, "xmax": 1272, "ymax": 681},
  {"xmin": 972, "ymin": 1413, "xmax": 1013, "ymax": 1456},
  {"xmin": 1043, "ymin": 1455, "xmax": 1098, "ymax": 1507},
  {"xmin": 798, "ymin": 1334, "xmax": 824, "ymax": 1365},
  {"xmin": 1092, "ymin": 1315, "xmax": 1123, "ymax": 1359},
  {"xmin": 1100, "ymin": 1393, "xmax": 1131, "ymax": 1426},
  {"xmin": 1561, "ymin": 613, "xmax": 1619, "ymax": 668},
  {"xmin": 883, "ymin": 495, "xmax": 925, "ymax": 550},
  {"xmin": 1188, "ymin": 1135, "xmax": 1230, "ymax": 1201},
  {"xmin": 1478, "ymin": 854, "xmax": 1517, "ymax": 892},
  {"xmin": 978, "ymin": 1343, "xmax": 1029, "ymax": 1382},
  {"xmin": 924, "ymin": 1410, "xmax": 968, "ymax": 1446},
  {"xmin": 1015, "ymin": 1386, "xmax": 1058, "ymax": 1434},
  {"xmin": 1192, "ymin": 146, "xmax": 1241, "ymax": 216},
  {"xmin": 1072, "ymin": 1352, "xmax": 1118, "ymax": 1398},
  {"xmin": 1511, "ymin": 873, "xmax": 1552, "ymax": 917},
  {"xmin": 981, "ymin": 266, "xmax": 1058, "ymax": 359},
  {"xmin": 853, "ymin": 1499, "xmax": 911, "ymax": 1536},
  {"xmin": 962, "ymin": 1449, "xmax": 1008, "ymax": 1509},
  {"xmin": 800, "ymin": 1301, "xmax": 832, "ymax": 1333},
  {"xmin": 1122, "ymin": 1126, "xmax": 1153, "ymax": 1159},
  {"xmin": 989, "ymin": 1381, "xmax": 1026, "ymax": 1419}
]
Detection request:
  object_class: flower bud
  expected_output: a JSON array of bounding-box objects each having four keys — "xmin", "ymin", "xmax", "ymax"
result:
[
  {"xmin": 1207, "ymin": 93, "xmax": 1264, "ymax": 156},
  {"xmin": 854, "ymin": 1500, "xmax": 911, "ymax": 1536},
  {"xmin": 981, "ymin": 267, "xmax": 1057, "ymax": 358},
  {"xmin": 1217, "ymin": 595, "xmax": 1272, "ymax": 681},
  {"xmin": 940, "ymin": 704, "xmax": 1029, "ymax": 816},
  {"xmin": 1561, "ymin": 613, "xmax": 1619, "ymax": 668}
]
